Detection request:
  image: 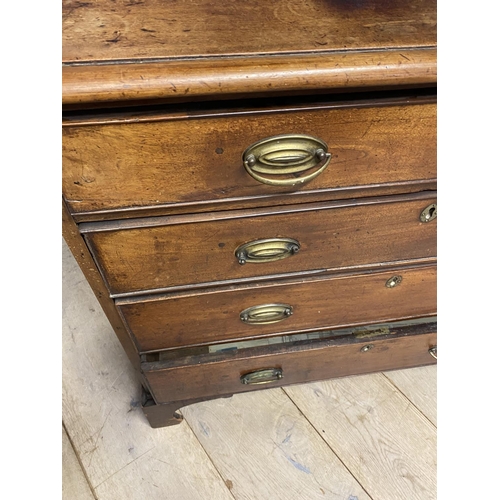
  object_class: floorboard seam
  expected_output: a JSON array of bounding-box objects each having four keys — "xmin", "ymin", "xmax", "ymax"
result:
[
  {"xmin": 381, "ymin": 372, "xmax": 436, "ymax": 428},
  {"xmin": 179, "ymin": 410, "xmax": 238, "ymax": 500},
  {"xmin": 63, "ymin": 421, "xmax": 99, "ymax": 500},
  {"xmin": 92, "ymin": 446, "xmax": 156, "ymax": 490},
  {"xmin": 281, "ymin": 387, "xmax": 376, "ymax": 500}
]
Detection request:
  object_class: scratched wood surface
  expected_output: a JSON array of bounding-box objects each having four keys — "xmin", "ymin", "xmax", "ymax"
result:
[
  {"xmin": 62, "ymin": 239, "xmax": 437, "ymax": 499},
  {"xmin": 181, "ymin": 390, "xmax": 372, "ymax": 500},
  {"xmin": 62, "ymin": 0, "xmax": 436, "ymax": 63},
  {"xmin": 384, "ymin": 365, "xmax": 437, "ymax": 426},
  {"xmin": 284, "ymin": 375, "xmax": 437, "ymax": 500},
  {"xmin": 84, "ymin": 194, "xmax": 437, "ymax": 295},
  {"xmin": 62, "ymin": 427, "xmax": 95, "ymax": 500},
  {"xmin": 62, "ymin": 0, "xmax": 437, "ymax": 114},
  {"xmin": 63, "ymin": 102, "xmax": 437, "ymax": 216}
]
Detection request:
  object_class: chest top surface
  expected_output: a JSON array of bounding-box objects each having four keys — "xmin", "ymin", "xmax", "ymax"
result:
[
  {"xmin": 63, "ymin": 0, "xmax": 436, "ymax": 63},
  {"xmin": 62, "ymin": 0, "xmax": 437, "ymax": 107}
]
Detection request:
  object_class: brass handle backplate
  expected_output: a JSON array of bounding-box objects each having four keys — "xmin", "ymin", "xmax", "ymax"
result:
[
  {"xmin": 429, "ymin": 346, "xmax": 437, "ymax": 359},
  {"xmin": 240, "ymin": 368, "xmax": 283, "ymax": 385},
  {"xmin": 235, "ymin": 238, "xmax": 300, "ymax": 265},
  {"xmin": 420, "ymin": 203, "xmax": 437, "ymax": 223},
  {"xmin": 385, "ymin": 275, "xmax": 403, "ymax": 288},
  {"xmin": 240, "ymin": 303, "xmax": 293, "ymax": 325},
  {"xmin": 242, "ymin": 134, "xmax": 331, "ymax": 186}
]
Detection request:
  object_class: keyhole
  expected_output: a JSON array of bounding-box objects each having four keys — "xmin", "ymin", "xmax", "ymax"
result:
[{"xmin": 420, "ymin": 204, "xmax": 437, "ymax": 222}]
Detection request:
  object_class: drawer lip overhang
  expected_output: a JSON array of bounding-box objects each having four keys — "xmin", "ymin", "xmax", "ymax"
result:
[
  {"xmin": 62, "ymin": 48, "xmax": 437, "ymax": 107},
  {"xmin": 79, "ymin": 190, "xmax": 437, "ymax": 234}
]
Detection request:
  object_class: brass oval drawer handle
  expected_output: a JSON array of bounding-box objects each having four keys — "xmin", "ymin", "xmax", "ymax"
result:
[
  {"xmin": 235, "ymin": 238, "xmax": 300, "ymax": 265},
  {"xmin": 240, "ymin": 303, "xmax": 293, "ymax": 325},
  {"xmin": 429, "ymin": 346, "xmax": 437, "ymax": 359},
  {"xmin": 241, "ymin": 368, "xmax": 283, "ymax": 385},
  {"xmin": 242, "ymin": 134, "xmax": 332, "ymax": 186}
]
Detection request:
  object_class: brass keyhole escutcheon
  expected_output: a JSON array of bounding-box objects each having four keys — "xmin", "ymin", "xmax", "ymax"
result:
[
  {"xmin": 385, "ymin": 275, "xmax": 402, "ymax": 288},
  {"xmin": 360, "ymin": 344, "xmax": 374, "ymax": 352},
  {"xmin": 420, "ymin": 203, "xmax": 437, "ymax": 223}
]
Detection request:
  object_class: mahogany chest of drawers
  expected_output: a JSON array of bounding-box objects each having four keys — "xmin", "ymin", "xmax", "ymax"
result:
[{"xmin": 62, "ymin": 0, "xmax": 437, "ymax": 428}]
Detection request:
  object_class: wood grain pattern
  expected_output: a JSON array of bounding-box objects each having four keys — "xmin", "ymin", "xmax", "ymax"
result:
[
  {"xmin": 384, "ymin": 365, "xmax": 437, "ymax": 426},
  {"xmin": 62, "ymin": 238, "xmax": 234, "ymax": 499},
  {"xmin": 181, "ymin": 389, "xmax": 372, "ymax": 500},
  {"xmin": 63, "ymin": 232, "xmax": 437, "ymax": 497},
  {"xmin": 93, "ymin": 435, "xmax": 234, "ymax": 500},
  {"xmin": 84, "ymin": 194, "xmax": 436, "ymax": 295},
  {"xmin": 63, "ymin": 240, "xmax": 152, "ymax": 487},
  {"xmin": 62, "ymin": 427, "xmax": 95, "ymax": 500},
  {"xmin": 143, "ymin": 328, "xmax": 437, "ymax": 404},
  {"xmin": 62, "ymin": 0, "xmax": 436, "ymax": 105},
  {"xmin": 72, "ymin": 181, "xmax": 437, "ymax": 223},
  {"xmin": 62, "ymin": 203, "xmax": 140, "ymax": 369},
  {"xmin": 62, "ymin": 49, "xmax": 437, "ymax": 106},
  {"xmin": 62, "ymin": 0, "xmax": 438, "ymax": 440},
  {"xmin": 63, "ymin": 101, "xmax": 436, "ymax": 215},
  {"xmin": 285, "ymin": 373, "xmax": 437, "ymax": 499},
  {"xmin": 118, "ymin": 264, "xmax": 436, "ymax": 352},
  {"xmin": 63, "ymin": 0, "xmax": 436, "ymax": 104},
  {"xmin": 63, "ymin": 0, "xmax": 436, "ymax": 63}
]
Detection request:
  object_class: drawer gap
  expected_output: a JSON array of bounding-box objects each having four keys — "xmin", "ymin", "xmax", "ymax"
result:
[
  {"xmin": 63, "ymin": 87, "xmax": 437, "ymax": 123},
  {"xmin": 141, "ymin": 316, "xmax": 436, "ymax": 365}
]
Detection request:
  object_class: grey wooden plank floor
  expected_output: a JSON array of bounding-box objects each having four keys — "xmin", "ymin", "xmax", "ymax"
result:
[{"xmin": 62, "ymin": 240, "xmax": 437, "ymax": 500}]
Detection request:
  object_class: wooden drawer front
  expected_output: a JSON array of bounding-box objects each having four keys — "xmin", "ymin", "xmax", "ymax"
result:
[
  {"xmin": 84, "ymin": 193, "xmax": 436, "ymax": 295},
  {"xmin": 117, "ymin": 265, "xmax": 436, "ymax": 352},
  {"xmin": 142, "ymin": 329, "xmax": 437, "ymax": 404},
  {"xmin": 63, "ymin": 101, "xmax": 436, "ymax": 216}
]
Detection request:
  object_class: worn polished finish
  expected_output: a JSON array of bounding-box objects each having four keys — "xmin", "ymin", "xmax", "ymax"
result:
[
  {"xmin": 62, "ymin": 0, "xmax": 436, "ymax": 106},
  {"xmin": 116, "ymin": 265, "xmax": 436, "ymax": 352},
  {"xmin": 82, "ymin": 193, "xmax": 437, "ymax": 295},
  {"xmin": 142, "ymin": 325, "xmax": 437, "ymax": 404},
  {"xmin": 63, "ymin": 100, "xmax": 436, "ymax": 218},
  {"xmin": 62, "ymin": 0, "xmax": 437, "ymax": 428}
]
